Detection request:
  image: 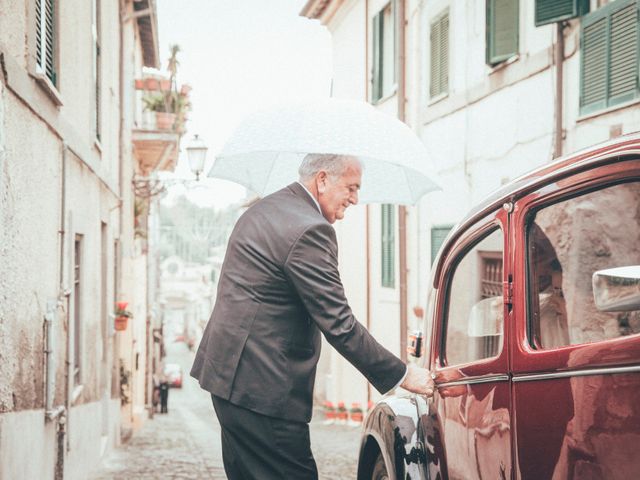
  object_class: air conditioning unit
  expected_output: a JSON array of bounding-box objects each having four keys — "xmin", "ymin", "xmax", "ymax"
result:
[{"xmin": 535, "ymin": 0, "xmax": 590, "ymax": 27}]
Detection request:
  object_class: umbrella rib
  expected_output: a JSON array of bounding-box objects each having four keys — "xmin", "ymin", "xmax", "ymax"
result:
[
  {"xmin": 263, "ymin": 152, "xmax": 281, "ymax": 197},
  {"xmin": 401, "ymin": 164, "xmax": 413, "ymax": 204}
]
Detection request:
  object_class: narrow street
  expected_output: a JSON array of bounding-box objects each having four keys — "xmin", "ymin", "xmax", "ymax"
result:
[{"xmin": 90, "ymin": 342, "xmax": 361, "ymax": 479}]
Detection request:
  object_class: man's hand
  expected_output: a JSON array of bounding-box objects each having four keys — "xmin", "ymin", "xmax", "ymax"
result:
[{"xmin": 400, "ymin": 363, "xmax": 435, "ymax": 397}]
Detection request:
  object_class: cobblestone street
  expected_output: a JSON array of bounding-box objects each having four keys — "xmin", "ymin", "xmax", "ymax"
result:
[{"xmin": 90, "ymin": 344, "xmax": 361, "ymax": 479}]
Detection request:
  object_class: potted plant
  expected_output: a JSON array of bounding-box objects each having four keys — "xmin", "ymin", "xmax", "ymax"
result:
[
  {"xmin": 114, "ymin": 301, "xmax": 133, "ymax": 331},
  {"xmin": 141, "ymin": 44, "xmax": 191, "ymax": 132}
]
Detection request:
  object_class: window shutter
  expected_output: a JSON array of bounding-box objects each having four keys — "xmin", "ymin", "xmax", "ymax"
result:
[
  {"xmin": 372, "ymin": 11, "xmax": 383, "ymax": 102},
  {"xmin": 431, "ymin": 226, "xmax": 452, "ymax": 265},
  {"xmin": 535, "ymin": 0, "xmax": 590, "ymax": 27},
  {"xmin": 430, "ymin": 11, "xmax": 449, "ymax": 98},
  {"xmin": 581, "ymin": 17, "xmax": 608, "ymax": 113},
  {"xmin": 609, "ymin": 2, "xmax": 639, "ymax": 106},
  {"xmin": 580, "ymin": 0, "xmax": 639, "ymax": 115},
  {"xmin": 35, "ymin": 0, "xmax": 56, "ymax": 85},
  {"xmin": 430, "ymin": 18, "xmax": 441, "ymax": 97},
  {"xmin": 94, "ymin": 0, "xmax": 102, "ymax": 140},
  {"xmin": 440, "ymin": 14, "xmax": 449, "ymax": 95},
  {"xmin": 486, "ymin": 0, "xmax": 519, "ymax": 65},
  {"xmin": 381, "ymin": 205, "xmax": 395, "ymax": 288}
]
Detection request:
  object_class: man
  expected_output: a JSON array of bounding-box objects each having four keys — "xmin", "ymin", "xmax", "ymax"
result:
[{"xmin": 191, "ymin": 154, "xmax": 434, "ymax": 479}]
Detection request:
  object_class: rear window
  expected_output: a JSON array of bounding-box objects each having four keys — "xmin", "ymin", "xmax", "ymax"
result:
[{"xmin": 527, "ymin": 181, "xmax": 640, "ymax": 348}]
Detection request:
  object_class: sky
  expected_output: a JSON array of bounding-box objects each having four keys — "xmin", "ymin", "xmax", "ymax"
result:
[{"xmin": 155, "ymin": 0, "xmax": 332, "ymax": 208}]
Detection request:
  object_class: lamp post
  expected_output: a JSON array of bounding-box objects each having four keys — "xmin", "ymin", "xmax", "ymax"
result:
[
  {"xmin": 186, "ymin": 134, "xmax": 208, "ymax": 181},
  {"xmin": 133, "ymin": 134, "xmax": 208, "ymax": 198}
]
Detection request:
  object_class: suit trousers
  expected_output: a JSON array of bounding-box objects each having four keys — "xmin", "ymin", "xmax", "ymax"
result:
[{"xmin": 211, "ymin": 395, "xmax": 318, "ymax": 480}]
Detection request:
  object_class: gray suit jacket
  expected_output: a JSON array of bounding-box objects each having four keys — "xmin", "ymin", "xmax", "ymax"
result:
[{"xmin": 190, "ymin": 182, "xmax": 405, "ymax": 422}]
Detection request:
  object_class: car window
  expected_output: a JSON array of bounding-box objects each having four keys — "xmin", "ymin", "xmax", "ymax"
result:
[
  {"xmin": 444, "ymin": 227, "xmax": 504, "ymax": 366},
  {"xmin": 527, "ymin": 181, "xmax": 640, "ymax": 348}
]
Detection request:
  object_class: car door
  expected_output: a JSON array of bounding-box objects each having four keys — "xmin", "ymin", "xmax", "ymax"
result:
[
  {"xmin": 511, "ymin": 156, "xmax": 640, "ymax": 479},
  {"xmin": 419, "ymin": 208, "xmax": 512, "ymax": 480}
]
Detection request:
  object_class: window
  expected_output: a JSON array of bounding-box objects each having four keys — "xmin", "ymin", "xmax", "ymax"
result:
[
  {"xmin": 444, "ymin": 228, "xmax": 504, "ymax": 366},
  {"xmin": 580, "ymin": 0, "xmax": 639, "ymax": 115},
  {"xmin": 372, "ymin": 2, "xmax": 396, "ymax": 102},
  {"xmin": 527, "ymin": 181, "xmax": 640, "ymax": 349},
  {"xmin": 73, "ymin": 235, "xmax": 83, "ymax": 385},
  {"xmin": 535, "ymin": 0, "xmax": 590, "ymax": 27},
  {"xmin": 430, "ymin": 10, "xmax": 449, "ymax": 99},
  {"xmin": 93, "ymin": 0, "xmax": 102, "ymax": 140},
  {"xmin": 486, "ymin": 0, "xmax": 519, "ymax": 65},
  {"xmin": 381, "ymin": 204, "xmax": 395, "ymax": 288},
  {"xmin": 431, "ymin": 225, "xmax": 453, "ymax": 265},
  {"xmin": 35, "ymin": 0, "xmax": 57, "ymax": 86}
]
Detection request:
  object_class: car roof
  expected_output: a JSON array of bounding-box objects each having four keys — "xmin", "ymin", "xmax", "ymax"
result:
[{"xmin": 432, "ymin": 132, "xmax": 640, "ymax": 288}]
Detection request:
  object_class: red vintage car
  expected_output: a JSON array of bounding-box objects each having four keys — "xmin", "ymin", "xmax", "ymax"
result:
[{"xmin": 358, "ymin": 134, "xmax": 640, "ymax": 479}]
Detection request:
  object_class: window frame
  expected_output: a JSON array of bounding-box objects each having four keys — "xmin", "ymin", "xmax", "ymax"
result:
[
  {"xmin": 511, "ymin": 156, "xmax": 640, "ymax": 375},
  {"xmin": 438, "ymin": 219, "xmax": 508, "ymax": 368},
  {"xmin": 524, "ymin": 177, "xmax": 640, "ymax": 351}
]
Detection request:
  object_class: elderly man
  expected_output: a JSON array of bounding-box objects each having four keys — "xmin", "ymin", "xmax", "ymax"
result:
[{"xmin": 191, "ymin": 153, "xmax": 434, "ymax": 479}]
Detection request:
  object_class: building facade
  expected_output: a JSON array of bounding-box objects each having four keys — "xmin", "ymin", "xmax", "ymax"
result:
[
  {"xmin": 302, "ymin": 0, "xmax": 640, "ymax": 410},
  {"xmin": 0, "ymin": 1, "xmax": 180, "ymax": 478}
]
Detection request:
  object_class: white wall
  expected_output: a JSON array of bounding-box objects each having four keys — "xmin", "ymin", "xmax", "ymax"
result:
[{"xmin": 0, "ymin": 0, "xmax": 145, "ymax": 477}]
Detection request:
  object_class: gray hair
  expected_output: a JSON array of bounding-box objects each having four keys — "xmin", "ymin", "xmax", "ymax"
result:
[{"xmin": 298, "ymin": 154, "xmax": 360, "ymax": 182}]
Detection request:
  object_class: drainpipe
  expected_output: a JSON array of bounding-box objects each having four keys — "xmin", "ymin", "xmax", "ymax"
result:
[
  {"xmin": 397, "ymin": 0, "xmax": 408, "ymax": 362},
  {"xmin": 146, "ymin": 200, "xmax": 155, "ymax": 419},
  {"xmin": 553, "ymin": 22, "xmax": 564, "ymax": 159},
  {"xmin": 52, "ymin": 142, "xmax": 71, "ymax": 480},
  {"xmin": 46, "ymin": 141, "xmax": 68, "ymax": 421},
  {"xmin": 117, "ymin": 0, "xmax": 126, "ymax": 416},
  {"xmin": 364, "ymin": 0, "xmax": 373, "ymax": 407}
]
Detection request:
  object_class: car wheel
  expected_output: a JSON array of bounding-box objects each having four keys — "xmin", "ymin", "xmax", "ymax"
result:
[{"xmin": 371, "ymin": 452, "xmax": 390, "ymax": 480}]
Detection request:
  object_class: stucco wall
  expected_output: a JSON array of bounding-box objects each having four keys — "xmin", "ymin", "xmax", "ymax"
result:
[
  {"xmin": 0, "ymin": 0, "xmax": 139, "ymax": 477},
  {"xmin": 0, "ymin": 0, "xmax": 30, "ymax": 70},
  {"xmin": 0, "ymin": 90, "xmax": 60, "ymax": 412},
  {"xmin": 0, "ymin": 399, "xmax": 120, "ymax": 480}
]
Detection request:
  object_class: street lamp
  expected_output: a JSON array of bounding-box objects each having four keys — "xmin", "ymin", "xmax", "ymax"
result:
[
  {"xmin": 186, "ymin": 134, "xmax": 208, "ymax": 181},
  {"xmin": 133, "ymin": 134, "xmax": 209, "ymax": 198}
]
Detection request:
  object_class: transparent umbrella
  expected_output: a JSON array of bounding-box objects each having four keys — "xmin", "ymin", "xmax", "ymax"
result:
[{"xmin": 209, "ymin": 98, "xmax": 441, "ymax": 204}]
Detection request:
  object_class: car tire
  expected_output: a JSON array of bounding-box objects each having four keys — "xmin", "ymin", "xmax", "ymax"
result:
[{"xmin": 371, "ymin": 452, "xmax": 390, "ymax": 480}]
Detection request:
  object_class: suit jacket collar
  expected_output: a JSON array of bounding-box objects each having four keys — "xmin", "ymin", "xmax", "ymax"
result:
[{"xmin": 287, "ymin": 182, "xmax": 324, "ymax": 218}]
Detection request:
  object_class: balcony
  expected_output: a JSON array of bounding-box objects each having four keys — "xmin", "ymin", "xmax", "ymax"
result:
[
  {"xmin": 132, "ymin": 77, "xmax": 191, "ymax": 176},
  {"xmin": 132, "ymin": 118, "xmax": 180, "ymax": 176}
]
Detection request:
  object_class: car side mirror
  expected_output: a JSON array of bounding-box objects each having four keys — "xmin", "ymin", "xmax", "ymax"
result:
[
  {"xmin": 592, "ymin": 265, "xmax": 640, "ymax": 312},
  {"xmin": 407, "ymin": 330, "xmax": 423, "ymax": 358}
]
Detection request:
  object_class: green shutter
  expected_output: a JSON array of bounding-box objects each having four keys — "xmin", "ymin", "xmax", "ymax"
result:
[
  {"xmin": 35, "ymin": 0, "xmax": 57, "ymax": 85},
  {"xmin": 535, "ymin": 0, "xmax": 589, "ymax": 27},
  {"xmin": 486, "ymin": 0, "xmax": 519, "ymax": 65},
  {"xmin": 609, "ymin": 2, "xmax": 639, "ymax": 106},
  {"xmin": 430, "ymin": 11, "xmax": 449, "ymax": 98},
  {"xmin": 431, "ymin": 226, "xmax": 453, "ymax": 265},
  {"xmin": 581, "ymin": 17, "xmax": 608, "ymax": 113},
  {"xmin": 580, "ymin": 0, "xmax": 639, "ymax": 115},
  {"xmin": 381, "ymin": 204, "xmax": 395, "ymax": 288},
  {"xmin": 372, "ymin": 11, "xmax": 383, "ymax": 102},
  {"xmin": 440, "ymin": 14, "xmax": 449, "ymax": 95}
]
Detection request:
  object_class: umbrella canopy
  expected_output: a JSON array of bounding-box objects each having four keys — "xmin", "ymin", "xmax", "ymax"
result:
[{"xmin": 209, "ymin": 98, "xmax": 441, "ymax": 204}]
